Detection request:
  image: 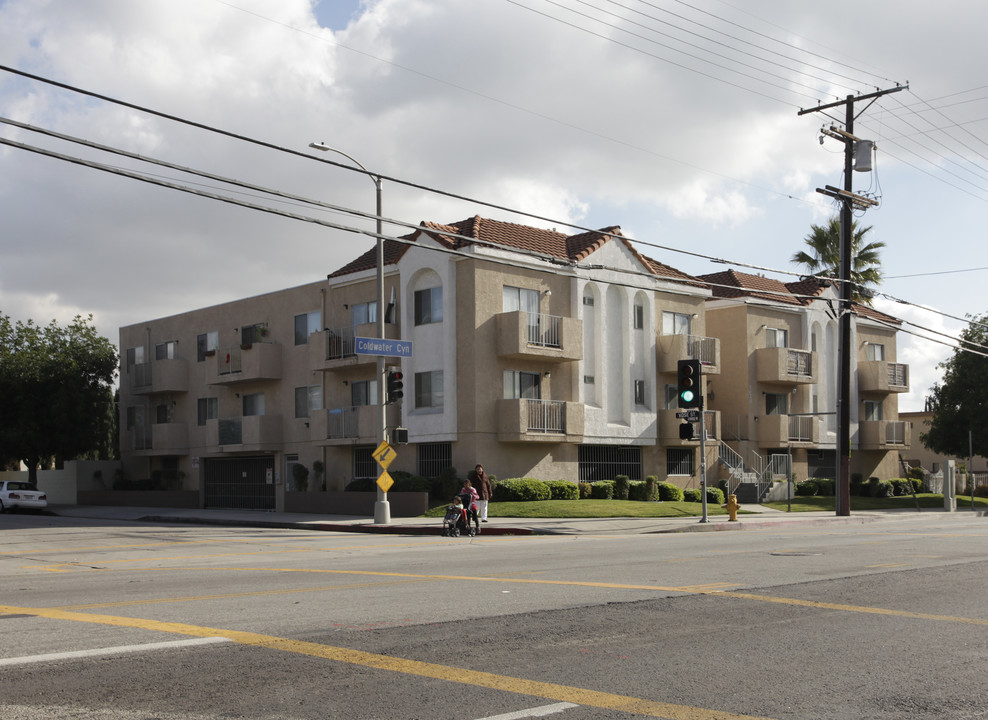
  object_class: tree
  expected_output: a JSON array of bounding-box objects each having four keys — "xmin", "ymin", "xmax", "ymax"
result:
[
  {"xmin": 0, "ymin": 313, "xmax": 118, "ymax": 483},
  {"xmin": 922, "ymin": 313, "xmax": 988, "ymax": 458},
  {"xmin": 791, "ymin": 217, "xmax": 885, "ymax": 304}
]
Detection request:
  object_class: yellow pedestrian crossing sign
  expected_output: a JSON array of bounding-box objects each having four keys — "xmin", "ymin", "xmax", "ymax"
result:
[{"xmin": 377, "ymin": 471, "xmax": 394, "ymax": 493}]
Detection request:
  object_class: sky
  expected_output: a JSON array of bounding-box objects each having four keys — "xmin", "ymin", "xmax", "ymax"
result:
[{"xmin": 1, "ymin": 0, "xmax": 986, "ymax": 412}]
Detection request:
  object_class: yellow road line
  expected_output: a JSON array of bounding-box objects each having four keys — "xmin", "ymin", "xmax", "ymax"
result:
[
  {"xmin": 0, "ymin": 603, "xmax": 774, "ymax": 720},
  {"xmin": 710, "ymin": 591, "xmax": 988, "ymax": 626}
]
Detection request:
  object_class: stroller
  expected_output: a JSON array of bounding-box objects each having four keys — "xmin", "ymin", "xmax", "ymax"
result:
[{"xmin": 441, "ymin": 494, "xmax": 477, "ymax": 537}]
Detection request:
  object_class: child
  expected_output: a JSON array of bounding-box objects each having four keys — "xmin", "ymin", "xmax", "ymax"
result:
[{"xmin": 458, "ymin": 479, "xmax": 481, "ymax": 533}]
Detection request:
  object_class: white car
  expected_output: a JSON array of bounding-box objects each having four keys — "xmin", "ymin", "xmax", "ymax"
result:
[{"xmin": 0, "ymin": 480, "xmax": 48, "ymax": 512}]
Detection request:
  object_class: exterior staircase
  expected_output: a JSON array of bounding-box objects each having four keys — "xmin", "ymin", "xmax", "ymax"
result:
[{"xmin": 717, "ymin": 441, "xmax": 773, "ymax": 503}]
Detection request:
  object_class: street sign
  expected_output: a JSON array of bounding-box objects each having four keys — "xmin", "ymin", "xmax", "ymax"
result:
[
  {"xmin": 377, "ymin": 471, "xmax": 394, "ymax": 493},
  {"xmin": 372, "ymin": 440, "xmax": 396, "ymax": 470},
  {"xmin": 676, "ymin": 410, "xmax": 701, "ymax": 421},
  {"xmin": 354, "ymin": 337, "xmax": 413, "ymax": 357}
]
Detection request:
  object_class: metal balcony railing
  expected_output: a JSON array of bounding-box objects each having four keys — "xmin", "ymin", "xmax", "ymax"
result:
[
  {"xmin": 525, "ymin": 313, "xmax": 562, "ymax": 349},
  {"xmin": 325, "ymin": 327, "xmax": 357, "ymax": 361},
  {"xmin": 526, "ymin": 399, "xmax": 566, "ymax": 433},
  {"xmin": 887, "ymin": 363, "xmax": 908, "ymax": 388},
  {"xmin": 786, "ymin": 349, "xmax": 813, "ymax": 377},
  {"xmin": 327, "ymin": 407, "xmax": 360, "ymax": 439}
]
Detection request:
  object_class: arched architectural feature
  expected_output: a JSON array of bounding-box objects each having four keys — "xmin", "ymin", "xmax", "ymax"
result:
[
  {"xmin": 582, "ymin": 283, "xmax": 600, "ymax": 407},
  {"xmin": 605, "ymin": 285, "xmax": 626, "ymax": 424}
]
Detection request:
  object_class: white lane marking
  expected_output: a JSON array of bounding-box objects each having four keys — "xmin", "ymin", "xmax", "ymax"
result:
[
  {"xmin": 0, "ymin": 636, "xmax": 231, "ymax": 667},
  {"xmin": 477, "ymin": 702, "xmax": 579, "ymax": 720}
]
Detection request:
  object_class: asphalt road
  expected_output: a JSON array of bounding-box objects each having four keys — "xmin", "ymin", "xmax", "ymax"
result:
[{"xmin": 1, "ymin": 511, "xmax": 986, "ymax": 719}]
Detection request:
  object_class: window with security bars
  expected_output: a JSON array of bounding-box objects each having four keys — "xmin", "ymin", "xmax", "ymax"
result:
[
  {"xmin": 666, "ymin": 448, "xmax": 694, "ymax": 476},
  {"xmin": 353, "ymin": 446, "xmax": 376, "ymax": 480},
  {"xmin": 418, "ymin": 442, "xmax": 452, "ymax": 478},
  {"xmin": 578, "ymin": 445, "xmax": 642, "ymax": 482}
]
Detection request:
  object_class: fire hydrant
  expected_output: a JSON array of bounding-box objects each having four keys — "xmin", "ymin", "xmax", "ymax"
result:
[{"xmin": 723, "ymin": 494, "xmax": 740, "ymax": 521}]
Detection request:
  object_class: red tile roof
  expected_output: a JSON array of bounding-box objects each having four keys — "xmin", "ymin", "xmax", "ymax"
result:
[{"xmin": 698, "ymin": 269, "xmax": 805, "ymax": 305}]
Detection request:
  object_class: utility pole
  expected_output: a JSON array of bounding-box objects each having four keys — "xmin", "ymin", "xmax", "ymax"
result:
[{"xmin": 798, "ymin": 85, "xmax": 906, "ymax": 517}]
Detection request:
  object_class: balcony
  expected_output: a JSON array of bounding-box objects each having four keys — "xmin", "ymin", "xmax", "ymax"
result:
[
  {"xmin": 126, "ymin": 422, "xmax": 189, "ymax": 455},
  {"xmin": 859, "ymin": 420, "xmax": 910, "ymax": 450},
  {"xmin": 658, "ymin": 408, "xmax": 720, "ymax": 446},
  {"xmin": 859, "ymin": 361, "xmax": 909, "ymax": 394},
  {"xmin": 658, "ymin": 334, "xmax": 720, "ymax": 374},
  {"xmin": 209, "ymin": 343, "xmax": 282, "ymax": 385},
  {"xmin": 757, "ymin": 414, "xmax": 820, "ymax": 446},
  {"xmin": 310, "ymin": 324, "xmax": 403, "ymax": 372},
  {"xmin": 756, "ymin": 347, "xmax": 817, "ymax": 386},
  {"xmin": 496, "ymin": 311, "xmax": 582, "ymax": 362},
  {"xmin": 130, "ymin": 358, "xmax": 189, "ymax": 395},
  {"xmin": 209, "ymin": 414, "xmax": 283, "ymax": 449},
  {"xmin": 496, "ymin": 398, "xmax": 584, "ymax": 442},
  {"xmin": 310, "ymin": 404, "xmax": 401, "ymax": 445}
]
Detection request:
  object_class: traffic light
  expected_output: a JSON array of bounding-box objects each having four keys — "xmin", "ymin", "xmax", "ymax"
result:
[
  {"xmin": 677, "ymin": 358, "xmax": 701, "ymax": 408},
  {"xmin": 385, "ymin": 369, "xmax": 404, "ymax": 404}
]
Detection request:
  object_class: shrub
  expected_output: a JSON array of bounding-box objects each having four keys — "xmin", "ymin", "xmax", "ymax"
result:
[
  {"xmin": 868, "ymin": 477, "xmax": 894, "ymax": 498},
  {"xmin": 578, "ymin": 482, "xmax": 593, "ymax": 499},
  {"xmin": 546, "ymin": 480, "xmax": 579, "ymax": 500},
  {"xmin": 392, "ymin": 475, "xmax": 432, "ymax": 493},
  {"xmin": 644, "ymin": 475, "xmax": 658, "ymax": 502},
  {"xmin": 492, "ymin": 477, "xmax": 551, "ymax": 502},
  {"xmin": 683, "ymin": 488, "xmax": 701, "ymax": 503},
  {"xmin": 436, "ymin": 466, "xmax": 460, "ymax": 500},
  {"xmin": 890, "ymin": 478, "xmax": 912, "ymax": 496},
  {"xmin": 813, "ymin": 478, "xmax": 835, "ymax": 496},
  {"xmin": 656, "ymin": 481, "xmax": 684, "ymax": 502},
  {"xmin": 795, "ymin": 480, "xmax": 818, "ymax": 496},
  {"xmin": 614, "ymin": 475, "xmax": 630, "ymax": 501},
  {"xmin": 909, "ymin": 477, "xmax": 923, "ymax": 494},
  {"xmin": 589, "ymin": 480, "xmax": 615, "ymax": 500},
  {"xmin": 628, "ymin": 481, "xmax": 647, "ymax": 501},
  {"xmin": 973, "ymin": 485, "xmax": 988, "ymax": 498},
  {"xmin": 850, "ymin": 475, "xmax": 865, "ymax": 496},
  {"xmin": 707, "ymin": 487, "xmax": 725, "ymax": 505},
  {"xmin": 907, "ymin": 466, "xmax": 925, "ymax": 482}
]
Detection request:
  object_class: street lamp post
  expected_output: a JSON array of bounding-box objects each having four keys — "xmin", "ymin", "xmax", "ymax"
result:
[{"xmin": 308, "ymin": 142, "xmax": 390, "ymax": 524}]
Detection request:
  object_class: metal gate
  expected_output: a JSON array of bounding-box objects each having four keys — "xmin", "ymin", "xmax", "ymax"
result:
[{"xmin": 203, "ymin": 456, "xmax": 276, "ymax": 510}]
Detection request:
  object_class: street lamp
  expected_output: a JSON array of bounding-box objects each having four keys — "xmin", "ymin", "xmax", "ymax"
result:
[{"xmin": 308, "ymin": 142, "xmax": 390, "ymax": 524}]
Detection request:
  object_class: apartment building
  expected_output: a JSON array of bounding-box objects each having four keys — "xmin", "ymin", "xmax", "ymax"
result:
[
  {"xmin": 699, "ymin": 269, "xmax": 910, "ymax": 493},
  {"xmin": 118, "ymin": 216, "xmax": 908, "ymax": 511}
]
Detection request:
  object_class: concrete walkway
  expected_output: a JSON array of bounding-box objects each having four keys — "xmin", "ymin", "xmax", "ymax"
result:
[{"xmin": 41, "ymin": 502, "xmax": 963, "ymax": 536}]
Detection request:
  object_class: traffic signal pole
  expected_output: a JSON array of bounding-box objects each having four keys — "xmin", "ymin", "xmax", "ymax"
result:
[{"xmin": 798, "ymin": 85, "xmax": 906, "ymax": 517}]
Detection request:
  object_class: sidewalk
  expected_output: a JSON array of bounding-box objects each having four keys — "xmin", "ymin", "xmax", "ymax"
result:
[{"xmin": 44, "ymin": 502, "xmax": 939, "ymax": 536}]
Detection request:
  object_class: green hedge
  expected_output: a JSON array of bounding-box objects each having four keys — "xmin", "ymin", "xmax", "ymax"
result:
[
  {"xmin": 656, "ymin": 481, "xmax": 684, "ymax": 502},
  {"xmin": 492, "ymin": 477, "xmax": 551, "ymax": 502},
  {"xmin": 545, "ymin": 480, "xmax": 579, "ymax": 500},
  {"xmin": 683, "ymin": 487, "xmax": 725, "ymax": 504},
  {"xmin": 614, "ymin": 475, "xmax": 630, "ymax": 501},
  {"xmin": 795, "ymin": 480, "xmax": 818, "ymax": 496},
  {"xmin": 589, "ymin": 480, "xmax": 614, "ymax": 500}
]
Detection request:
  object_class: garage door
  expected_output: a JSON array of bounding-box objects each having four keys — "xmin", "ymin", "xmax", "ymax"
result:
[{"xmin": 203, "ymin": 456, "xmax": 276, "ymax": 510}]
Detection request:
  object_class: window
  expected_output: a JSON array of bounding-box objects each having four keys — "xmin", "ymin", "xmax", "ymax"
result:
[
  {"xmin": 584, "ymin": 375, "xmax": 595, "ymax": 385},
  {"xmin": 197, "ymin": 332, "xmax": 218, "ymax": 362},
  {"xmin": 866, "ymin": 342, "xmax": 885, "ymax": 361},
  {"xmin": 504, "ymin": 370, "xmax": 541, "ymax": 399},
  {"xmin": 663, "ymin": 384, "xmax": 678, "ymax": 410},
  {"xmin": 125, "ymin": 406, "xmax": 144, "ymax": 430},
  {"xmin": 417, "ymin": 442, "xmax": 452, "ymax": 478},
  {"xmin": 765, "ymin": 327, "xmax": 788, "ymax": 348},
  {"xmin": 633, "ymin": 379, "xmax": 646, "ymax": 406},
  {"xmin": 765, "ymin": 393, "xmax": 789, "ymax": 415},
  {"xmin": 241, "ymin": 323, "xmax": 267, "ymax": 345},
  {"xmin": 294, "ymin": 385, "xmax": 322, "ymax": 418},
  {"xmin": 351, "ymin": 380, "xmax": 378, "ymax": 407},
  {"xmin": 155, "ymin": 341, "xmax": 177, "ymax": 360},
  {"xmin": 662, "ymin": 311, "xmax": 691, "ymax": 336},
  {"xmin": 294, "ymin": 311, "xmax": 321, "ymax": 346},
  {"xmin": 352, "ymin": 302, "xmax": 377, "ymax": 327},
  {"xmin": 125, "ymin": 346, "xmax": 145, "ymax": 372},
  {"xmin": 243, "ymin": 392, "xmax": 265, "ymax": 416},
  {"xmin": 503, "ymin": 286, "xmax": 540, "ymax": 314},
  {"xmin": 666, "ymin": 448, "xmax": 694, "ymax": 476},
  {"xmin": 414, "ymin": 287, "xmax": 443, "ymax": 325},
  {"xmin": 633, "ymin": 303, "xmax": 644, "ymax": 330},
  {"xmin": 578, "ymin": 445, "xmax": 642, "ymax": 482},
  {"xmin": 285, "ymin": 454, "xmax": 300, "ymax": 490},
  {"xmin": 582, "ymin": 296, "xmax": 595, "ymax": 306},
  {"xmin": 353, "ymin": 446, "xmax": 377, "ymax": 479},
  {"xmin": 864, "ymin": 401, "xmax": 884, "ymax": 421},
  {"xmin": 197, "ymin": 397, "xmax": 218, "ymax": 426},
  {"xmin": 415, "ymin": 370, "xmax": 444, "ymax": 409}
]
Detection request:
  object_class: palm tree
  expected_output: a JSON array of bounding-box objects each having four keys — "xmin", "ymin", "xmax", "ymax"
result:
[{"xmin": 791, "ymin": 217, "xmax": 885, "ymax": 304}]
